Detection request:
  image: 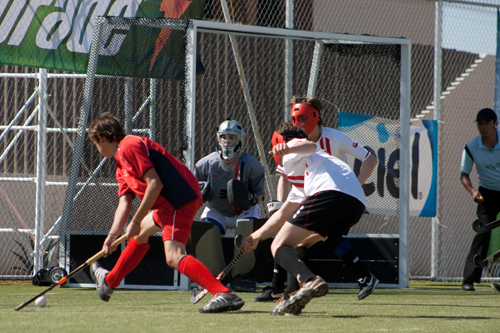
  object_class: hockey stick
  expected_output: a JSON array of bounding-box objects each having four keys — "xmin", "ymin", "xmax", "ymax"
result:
[
  {"xmin": 472, "ymin": 218, "xmax": 500, "ymax": 234},
  {"xmin": 190, "ymin": 234, "xmax": 244, "ymax": 304},
  {"xmin": 473, "ymin": 248, "xmax": 500, "ymax": 268},
  {"xmin": 14, "ymin": 234, "xmax": 128, "ymax": 311}
]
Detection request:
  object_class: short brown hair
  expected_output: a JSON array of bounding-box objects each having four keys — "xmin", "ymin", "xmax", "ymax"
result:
[
  {"xmin": 88, "ymin": 112, "xmax": 126, "ymax": 143},
  {"xmin": 288, "ymin": 96, "xmax": 324, "ymax": 126},
  {"xmin": 275, "ymin": 122, "xmax": 307, "ymax": 142}
]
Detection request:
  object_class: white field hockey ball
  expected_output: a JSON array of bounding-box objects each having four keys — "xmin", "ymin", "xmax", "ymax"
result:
[{"xmin": 35, "ymin": 296, "xmax": 46, "ymax": 307}]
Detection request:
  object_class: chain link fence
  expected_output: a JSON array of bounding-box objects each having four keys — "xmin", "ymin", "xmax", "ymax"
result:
[{"xmin": 1, "ymin": 0, "xmax": 499, "ymax": 283}]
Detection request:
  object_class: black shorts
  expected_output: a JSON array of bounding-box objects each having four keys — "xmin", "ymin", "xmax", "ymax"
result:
[{"xmin": 288, "ymin": 191, "xmax": 365, "ymax": 242}]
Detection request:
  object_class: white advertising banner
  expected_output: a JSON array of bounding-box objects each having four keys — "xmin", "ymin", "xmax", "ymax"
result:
[{"xmin": 338, "ymin": 112, "xmax": 437, "ymax": 217}]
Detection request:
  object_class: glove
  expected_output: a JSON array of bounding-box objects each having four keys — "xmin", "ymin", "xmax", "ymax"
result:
[
  {"xmin": 267, "ymin": 201, "xmax": 283, "ymax": 215},
  {"xmin": 198, "ymin": 181, "xmax": 211, "ymax": 202},
  {"xmin": 32, "ymin": 268, "xmax": 51, "ymax": 286},
  {"xmin": 248, "ymin": 193, "xmax": 260, "ymax": 206},
  {"xmin": 228, "ymin": 179, "xmax": 250, "ymax": 210}
]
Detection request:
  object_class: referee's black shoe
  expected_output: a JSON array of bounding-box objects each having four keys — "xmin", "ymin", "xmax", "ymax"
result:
[
  {"xmin": 491, "ymin": 282, "xmax": 500, "ymax": 294},
  {"xmin": 358, "ymin": 273, "xmax": 379, "ymax": 300}
]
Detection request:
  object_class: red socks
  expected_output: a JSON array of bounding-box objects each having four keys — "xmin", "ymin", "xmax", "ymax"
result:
[
  {"xmin": 104, "ymin": 240, "xmax": 228, "ymax": 295},
  {"xmin": 177, "ymin": 255, "xmax": 229, "ymax": 295},
  {"xmin": 105, "ymin": 238, "xmax": 150, "ymax": 288}
]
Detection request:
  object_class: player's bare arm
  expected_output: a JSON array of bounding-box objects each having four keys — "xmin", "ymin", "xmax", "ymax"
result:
[
  {"xmin": 241, "ymin": 200, "xmax": 300, "ymax": 253},
  {"xmin": 357, "ymin": 153, "xmax": 378, "ymax": 185},
  {"xmin": 104, "ymin": 193, "xmax": 133, "ymax": 256},
  {"xmin": 460, "ymin": 172, "xmax": 483, "ymax": 202},
  {"xmin": 272, "ymin": 140, "xmax": 316, "ymax": 158},
  {"xmin": 277, "ymin": 174, "xmax": 290, "ymax": 201},
  {"xmin": 125, "ymin": 167, "xmax": 164, "ymax": 239}
]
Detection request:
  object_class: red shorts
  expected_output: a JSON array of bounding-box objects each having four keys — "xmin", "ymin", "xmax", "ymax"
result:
[{"xmin": 152, "ymin": 198, "xmax": 202, "ymax": 245}]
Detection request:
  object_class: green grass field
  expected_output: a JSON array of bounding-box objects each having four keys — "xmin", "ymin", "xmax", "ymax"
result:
[{"xmin": 2, "ymin": 281, "xmax": 499, "ymax": 332}]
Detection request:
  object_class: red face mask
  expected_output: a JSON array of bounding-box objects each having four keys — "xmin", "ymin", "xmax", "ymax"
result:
[
  {"xmin": 271, "ymin": 131, "xmax": 284, "ymax": 165},
  {"xmin": 290, "ymin": 103, "xmax": 319, "ymax": 135}
]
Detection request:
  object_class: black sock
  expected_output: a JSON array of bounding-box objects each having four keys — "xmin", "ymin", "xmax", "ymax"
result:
[
  {"xmin": 284, "ymin": 272, "xmax": 296, "ymax": 297},
  {"xmin": 272, "ymin": 261, "xmax": 287, "ymax": 291},
  {"xmin": 275, "ymin": 245, "xmax": 315, "ymax": 286},
  {"xmin": 341, "ymin": 251, "xmax": 369, "ymax": 280},
  {"xmin": 332, "ymin": 240, "xmax": 369, "ymax": 280},
  {"xmin": 284, "ymin": 246, "xmax": 308, "ymax": 294}
]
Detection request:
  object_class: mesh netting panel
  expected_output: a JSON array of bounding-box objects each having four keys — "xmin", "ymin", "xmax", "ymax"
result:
[
  {"xmin": 194, "ymin": 32, "xmax": 402, "ymax": 235},
  {"xmin": 63, "ymin": 18, "xmax": 189, "ymax": 236}
]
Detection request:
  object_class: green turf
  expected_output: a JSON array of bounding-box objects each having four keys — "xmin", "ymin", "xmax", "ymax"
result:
[{"xmin": 2, "ymin": 281, "xmax": 500, "ymax": 332}]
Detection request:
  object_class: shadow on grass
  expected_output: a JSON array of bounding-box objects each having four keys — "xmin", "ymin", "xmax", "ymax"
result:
[{"xmin": 302, "ymin": 313, "xmax": 495, "ymax": 320}]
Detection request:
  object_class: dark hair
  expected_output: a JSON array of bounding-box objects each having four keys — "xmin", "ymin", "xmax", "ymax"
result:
[
  {"xmin": 275, "ymin": 122, "xmax": 308, "ymax": 142},
  {"xmin": 288, "ymin": 96, "xmax": 324, "ymax": 126},
  {"xmin": 88, "ymin": 112, "xmax": 126, "ymax": 143}
]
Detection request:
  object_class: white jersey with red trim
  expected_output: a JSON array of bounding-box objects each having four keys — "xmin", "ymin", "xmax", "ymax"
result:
[
  {"xmin": 317, "ymin": 127, "xmax": 371, "ymax": 162},
  {"xmin": 276, "ymin": 126, "xmax": 370, "ymax": 203},
  {"xmin": 282, "ymin": 139, "xmax": 367, "ymax": 207},
  {"xmin": 276, "ymin": 126, "xmax": 370, "ymax": 174}
]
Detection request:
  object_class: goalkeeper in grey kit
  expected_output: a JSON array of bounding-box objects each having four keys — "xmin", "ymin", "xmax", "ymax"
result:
[{"xmin": 193, "ymin": 119, "xmax": 265, "ymax": 290}]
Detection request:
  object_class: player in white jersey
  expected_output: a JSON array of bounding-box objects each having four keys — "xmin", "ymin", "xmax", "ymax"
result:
[
  {"xmin": 255, "ymin": 96, "xmax": 378, "ymax": 303},
  {"xmin": 193, "ymin": 119, "xmax": 265, "ymax": 291},
  {"xmin": 242, "ymin": 123, "xmax": 368, "ymax": 315}
]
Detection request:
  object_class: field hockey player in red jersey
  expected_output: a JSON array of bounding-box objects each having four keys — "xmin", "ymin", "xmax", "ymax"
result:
[{"xmin": 87, "ymin": 112, "xmax": 244, "ymax": 313}]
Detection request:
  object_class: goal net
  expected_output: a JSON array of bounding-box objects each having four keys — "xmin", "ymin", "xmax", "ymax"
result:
[{"xmin": 59, "ymin": 17, "xmax": 410, "ymax": 289}]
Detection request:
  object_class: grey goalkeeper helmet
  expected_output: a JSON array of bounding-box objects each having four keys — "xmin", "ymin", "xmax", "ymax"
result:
[{"xmin": 217, "ymin": 119, "xmax": 245, "ymax": 159}]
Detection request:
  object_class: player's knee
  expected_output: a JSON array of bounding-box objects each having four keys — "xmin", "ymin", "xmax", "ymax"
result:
[
  {"xmin": 165, "ymin": 257, "xmax": 178, "ymax": 269},
  {"xmin": 270, "ymin": 241, "xmax": 282, "ymax": 257},
  {"xmin": 166, "ymin": 251, "xmax": 186, "ymax": 269}
]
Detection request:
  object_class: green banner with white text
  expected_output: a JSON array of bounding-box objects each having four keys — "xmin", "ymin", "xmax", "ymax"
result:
[{"xmin": 0, "ymin": 0, "xmax": 203, "ymax": 73}]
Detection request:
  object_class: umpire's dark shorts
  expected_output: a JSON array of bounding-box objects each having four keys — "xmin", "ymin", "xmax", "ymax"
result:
[{"xmin": 288, "ymin": 190, "xmax": 365, "ymax": 243}]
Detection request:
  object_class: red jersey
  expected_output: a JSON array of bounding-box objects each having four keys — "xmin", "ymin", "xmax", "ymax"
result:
[{"xmin": 115, "ymin": 136, "xmax": 201, "ymax": 209}]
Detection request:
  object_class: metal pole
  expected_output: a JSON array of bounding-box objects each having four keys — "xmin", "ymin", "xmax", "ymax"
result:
[
  {"xmin": 307, "ymin": 42, "xmax": 323, "ymax": 98},
  {"xmin": 150, "ymin": 79, "xmax": 157, "ymax": 141},
  {"xmin": 494, "ymin": 9, "xmax": 500, "ymax": 118},
  {"xmin": 399, "ymin": 42, "xmax": 412, "ymax": 288},
  {"xmin": 34, "ymin": 68, "xmax": 47, "ymax": 274},
  {"xmin": 431, "ymin": 0, "xmax": 443, "ymax": 281},
  {"xmin": 124, "ymin": 78, "xmax": 133, "ymax": 134},
  {"xmin": 284, "ymin": 0, "xmax": 294, "ymax": 121},
  {"xmin": 184, "ymin": 22, "xmax": 197, "ymax": 172}
]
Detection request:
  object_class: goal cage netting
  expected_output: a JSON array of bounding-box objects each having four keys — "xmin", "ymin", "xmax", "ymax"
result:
[{"xmin": 59, "ymin": 17, "xmax": 411, "ymax": 290}]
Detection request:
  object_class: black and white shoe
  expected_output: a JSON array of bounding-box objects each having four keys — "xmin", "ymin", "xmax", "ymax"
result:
[
  {"xmin": 254, "ymin": 286, "xmax": 283, "ymax": 302},
  {"xmin": 90, "ymin": 261, "xmax": 114, "ymax": 302},
  {"xmin": 357, "ymin": 273, "xmax": 379, "ymax": 300},
  {"xmin": 198, "ymin": 292, "xmax": 245, "ymax": 313}
]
